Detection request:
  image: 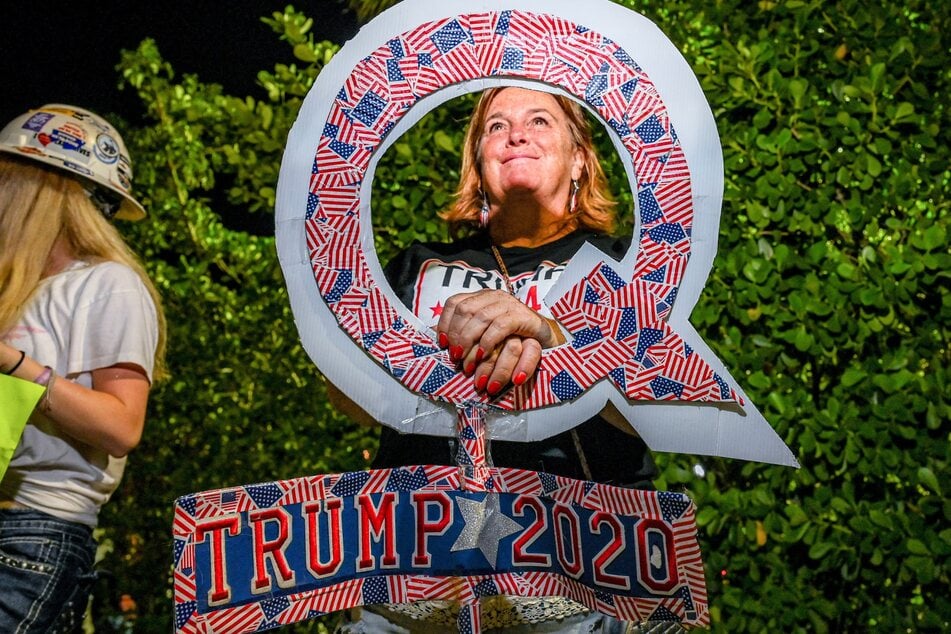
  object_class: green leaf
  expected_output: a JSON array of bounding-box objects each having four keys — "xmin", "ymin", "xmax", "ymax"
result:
[
  {"xmin": 695, "ymin": 506, "xmax": 719, "ymax": 527},
  {"xmin": 786, "ymin": 504, "xmax": 809, "ymax": 526},
  {"xmin": 869, "ymin": 510, "xmax": 894, "ymax": 530},
  {"xmin": 904, "ymin": 556, "xmax": 936, "ymax": 582},
  {"xmin": 893, "ymin": 102, "xmax": 915, "ymax": 121},
  {"xmin": 869, "ymin": 62, "xmax": 887, "ymax": 91},
  {"xmin": 915, "ymin": 224, "xmax": 946, "ymax": 251},
  {"xmin": 434, "ymin": 130, "xmax": 455, "ymax": 152},
  {"xmin": 742, "ymin": 258, "xmax": 770, "ymax": 283},
  {"xmin": 793, "ymin": 327, "xmax": 814, "ymax": 352},
  {"xmin": 292, "ymin": 43, "xmax": 317, "ymax": 63},
  {"xmin": 841, "ymin": 367, "xmax": 867, "ymax": 387},
  {"xmin": 788, "ymin": 77, "xmax": 808, "ymax": 101},
  {"xmin": 809, "ymin": 541, "xmax": 835, "ymax": 559},
  {"xmin": 917, "ymin": 467, "xmax": 941, "ymax": 495},
  {"xmin": 836, "ymin": 262, "xmax": 857, "ymax": 280}
]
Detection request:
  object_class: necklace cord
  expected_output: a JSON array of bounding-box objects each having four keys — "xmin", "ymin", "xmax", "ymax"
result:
[{"xmin": 491, "ymin": 245, "xmax": 517, "ymax": 295}]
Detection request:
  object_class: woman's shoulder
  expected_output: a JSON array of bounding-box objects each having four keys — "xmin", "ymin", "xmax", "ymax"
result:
[
  {"xmin": 541, "ymin": 230, "xmax": 631, "ymax": 261},
  {"xmin": 577, "ymin": 230, "xmax": 632, "ymax": 249},
  {"xmin": 383, "ymin": 235, "xmax": 496, "ymax": 288},
  {"xmin": 50, "ymin": 260, "xmax": 149, "ymax": 301},
  {"xmin": 387, "ymin": 234, "xmax": 489, "ymax": 266},
  {"xmin": 403, "ymin": 233, "xmax": 489, "ymax": 256},
  {"xmin": 78, "ymin": 260, "xmax": 144, "ymax": 286}
]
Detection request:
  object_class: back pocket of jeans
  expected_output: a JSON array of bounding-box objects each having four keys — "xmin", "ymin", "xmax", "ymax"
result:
[{"xmin": 0, "ymin": 536, "xmax": 57, "ymax": 575}]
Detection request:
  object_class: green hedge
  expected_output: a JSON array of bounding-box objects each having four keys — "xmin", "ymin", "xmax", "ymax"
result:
[
  {"xmin": 94, "ymin": 2, "xmax": 947, "ymax": 631},
  {"xmin": 627, "ymin": 2, "xmax": 949, "ymax": 631}
]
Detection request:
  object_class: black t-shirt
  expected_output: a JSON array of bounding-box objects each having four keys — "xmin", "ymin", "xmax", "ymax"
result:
[{"xmin": 375, "ymin": 230, "xmax": 657, "ymax": 488}]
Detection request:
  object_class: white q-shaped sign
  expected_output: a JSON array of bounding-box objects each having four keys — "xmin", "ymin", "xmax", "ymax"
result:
[{"xmin": 275, "ymin": 0, "xmax": 798, "ymax": 467}]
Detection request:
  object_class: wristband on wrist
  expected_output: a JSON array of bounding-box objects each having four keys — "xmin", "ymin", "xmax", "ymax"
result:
[
  {"xmin": 33, "ymin": 366, "xmax": 55, "ymax": 413},
  {"xmin": 41, "ymin": 371, "xmax": 56, "ymax": 412},
  {"xmin": 33, "ymin": 366, "xmax": 53, "ymax": 387},
  {"xmin": 3, "ymin": 349, "xmax": 26, "ymax": 375}
]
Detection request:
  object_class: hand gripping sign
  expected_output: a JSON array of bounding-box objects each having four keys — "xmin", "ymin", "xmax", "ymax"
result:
[{"xmin": 172, "ymin": 1, "xmax": 797, "ymax": 632}]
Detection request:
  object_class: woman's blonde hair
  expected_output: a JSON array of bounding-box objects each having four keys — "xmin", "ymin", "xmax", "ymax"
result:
[
  {"xmin": 0, "ymin": 155, "xmax": 167, "ymax": 380},
  {"xmin": 441, "ymin": 87, "xmax": 617, "ymax": 235}
]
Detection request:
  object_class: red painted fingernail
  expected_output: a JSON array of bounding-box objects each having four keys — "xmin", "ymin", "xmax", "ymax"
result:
[
  {"xmin": 476, "ymin": 375, "xmax": 489, "ymax": 391},
  {"xmin": 464, "ymin": 362, "xmax": 475, "ymax": 375},
  {"xmin": 487, "ymin": 380, "xmax": 502, "ymax": 395},
  {"xmin": 513, "ymin": 371, "xmax": 527, "ymax": 386},
  {"xmin": 438, "ymin": 332, "xmax": 448, "ymax": 348},
  {"xmin": 475, "ymin": 347, "xmax": 485, "ymax": 363},
  {"xmin": 450, "ymin": 345, "xmax": 464, "ymax": 361}
]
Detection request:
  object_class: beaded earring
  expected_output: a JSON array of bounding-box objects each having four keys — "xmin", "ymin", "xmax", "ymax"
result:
[{"xmin": 480, "ymin": 190, "xmax": 490, "ymax": 227}]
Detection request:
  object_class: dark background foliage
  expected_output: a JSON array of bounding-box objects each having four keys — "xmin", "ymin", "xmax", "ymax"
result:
[{"xmin": 27, "ymin": 1, "xmax": 948, "ymax": 631}]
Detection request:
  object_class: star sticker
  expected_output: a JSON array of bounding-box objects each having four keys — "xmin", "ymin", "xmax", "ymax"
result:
[
  {"xmin": 450, "ymin": 493, "xmax": 521, "ymax": 569},
  {"xmin": 430, "ymin": 300, "xmax": 443, "ymax": 318}
]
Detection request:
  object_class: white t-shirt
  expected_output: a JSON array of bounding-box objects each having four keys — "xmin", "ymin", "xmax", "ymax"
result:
[{"xmin": 0, "ymin": 260, "xmax": 158, "ymax": 527}]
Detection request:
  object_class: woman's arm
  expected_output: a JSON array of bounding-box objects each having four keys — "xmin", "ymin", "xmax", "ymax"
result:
[{"xmin": 1, "ymin": 344, "xmax": 150, "ymax": 457}]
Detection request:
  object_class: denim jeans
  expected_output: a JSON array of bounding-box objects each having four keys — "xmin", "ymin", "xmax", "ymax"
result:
[{"xmin": 0, "ymin": 508, "xmax": 98, "ymax": 634}]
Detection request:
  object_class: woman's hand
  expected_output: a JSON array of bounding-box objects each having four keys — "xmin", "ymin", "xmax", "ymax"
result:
[{"xmin": 436, "ymin": 289, "xmax": 565, "ymax": 395}]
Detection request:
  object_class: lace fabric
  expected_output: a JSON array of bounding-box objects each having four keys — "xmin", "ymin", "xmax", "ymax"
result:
[
  {"xmin": 378, "ymin": 596, "xmax": 591, "ymax": 628},
  {"xmin": 343, "ymin": 598, "xmax": 689, "ymax": 633}
]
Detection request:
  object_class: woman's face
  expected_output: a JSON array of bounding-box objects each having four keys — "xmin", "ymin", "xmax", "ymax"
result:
[{"xmin": 478, "ymin": 88, "xmax": 583, "ymax": 214}]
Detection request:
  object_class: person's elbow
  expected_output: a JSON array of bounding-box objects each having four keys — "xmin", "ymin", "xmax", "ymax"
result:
[
  {"xmin": 104, "ymin": 416, "xmax": 146, "ymax": 457},
  {"xmin": 89, "ymin": 365, "xmax": 152, "ymax": 456},
  {"xmin": 108, "ymin": 438, "xmax": 140, "ymax": 458}
]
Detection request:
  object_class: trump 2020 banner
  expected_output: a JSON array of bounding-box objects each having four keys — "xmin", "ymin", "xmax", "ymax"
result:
[{"xmin": 172, "ymin": 465, "xmax": 707, "ymax": 632}]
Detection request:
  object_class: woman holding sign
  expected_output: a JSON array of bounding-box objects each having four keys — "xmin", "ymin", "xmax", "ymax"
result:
[
  {"xmin": 374, "ymin": 87, "xmax": 657, "ymax": 488},
  {"xmin": 340, "ymin": 86, "xmax": 657, "ymax": 631},
  {"xmin": 0, "ymin": 105, "xmax": 165, "ymax": 633}
]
